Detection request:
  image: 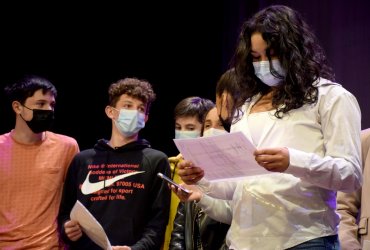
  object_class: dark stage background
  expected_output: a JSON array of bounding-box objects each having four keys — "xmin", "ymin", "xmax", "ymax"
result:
[{"xmin": 1, "ymin": 1, "xmax": 369, "ymax": 157}]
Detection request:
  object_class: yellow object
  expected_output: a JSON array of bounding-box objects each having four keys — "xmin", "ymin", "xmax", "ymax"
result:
[{"xmin": 162, "ymin": 154, "xmax": 183, "ymax": 250}]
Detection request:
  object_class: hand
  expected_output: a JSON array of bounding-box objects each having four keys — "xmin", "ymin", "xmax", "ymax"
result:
[
  {"xmin": 64, "ymin": 220, "xmax": 82, "ymax": 241},
  {"xmin": 170, "ymin": 183, "xmax": 203, "ymax": 202},
  {"xmin": 254, "ymin": 147, "xmax": 290, "ymax": 172},
  {"xmin": 177, "ymin": 160, "xmax": 204, "ymax": 184},
  {"xmin": 112, "ymin": 246, "xmax": 131, "ymax": 250}
]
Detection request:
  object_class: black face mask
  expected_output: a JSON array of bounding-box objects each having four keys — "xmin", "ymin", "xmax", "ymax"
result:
[
  {"xmin": 21, "ymin": 106, "xmax": 55, "ymax": 133},
  {"xmin": 218, "ymin": 96, "xmax": 232, "ymax": 132},
  {"xmin": 219, "ymin": 115, "xmax": 231, "ymax": 132}
]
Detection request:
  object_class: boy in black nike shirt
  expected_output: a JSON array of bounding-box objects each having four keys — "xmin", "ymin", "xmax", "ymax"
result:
[{"xmin": 58, "ymin": 77, "xmax": 171, "ymax": 250}]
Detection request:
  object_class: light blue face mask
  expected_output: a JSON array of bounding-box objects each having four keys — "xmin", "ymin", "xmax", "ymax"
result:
[
  {"xmin": 253, "ymin": 59, "xmax": 286, "ymax": 86},
  {"xmin": 175, "ymin": 130, "xmax": 201, "ymax": 139},
  {"xmin": 114, "ymin": 108, "xmax": 145, "ymax": 137},
  {"xmin": 202, "ymin": 128, "xmax": 228, "ymax": 138}
]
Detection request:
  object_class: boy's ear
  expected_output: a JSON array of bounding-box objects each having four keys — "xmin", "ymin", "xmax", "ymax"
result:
[
  {"xmin": 105, "ymin": 106, "xmax": 115, "ymax": 119},
  {"xmin": 12, "ymin": 101, "xmax": 22, "ymax": 114}
]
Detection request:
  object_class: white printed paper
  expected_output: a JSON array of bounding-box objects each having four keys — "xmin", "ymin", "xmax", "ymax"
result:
[
  {"xmin": 70, "ymin": 200, "xmax": 112, "ymax": 250},
  {"xmin": 174, "ymin": 131, "xmax": 270, "ymax": 181}
]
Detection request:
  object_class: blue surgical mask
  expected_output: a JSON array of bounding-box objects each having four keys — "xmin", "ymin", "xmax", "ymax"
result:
[
  {"xmin": 175, "ymin": 130, "xmax": 201, "ymax": 139},
  {"xmin": 114, "ymin": 108, "xmax": 145, "ymax": 137},
  {"xmin": 253, "ymin": 59, "xmax": 286, "ymax": 86},
  {"xmin": 202, "ymin": 128, "xmax": 228, "ymax": 138}
]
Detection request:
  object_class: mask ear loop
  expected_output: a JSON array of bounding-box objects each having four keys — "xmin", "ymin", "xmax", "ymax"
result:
[
  {"xmin": 18, "ymin": 103, "xmax": 33, "ymax": 122},
  {"xmin": 110, "ymin": 106, "xmax": 121, "ymax": 121},
  {"xmin": 21, "ymin": 104, "xmax": 33, "ymax": 111}
]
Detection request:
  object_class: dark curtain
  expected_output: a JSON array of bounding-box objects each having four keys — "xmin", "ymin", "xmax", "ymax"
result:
[{"xmin": 0, "ymin": 1, "xmax": 369, "ymax": 155}]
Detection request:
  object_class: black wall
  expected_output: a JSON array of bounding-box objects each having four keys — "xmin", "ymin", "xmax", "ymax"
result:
[{"xmin": 1, "ymin": 1, "xmax": 369, "ymax": 157}]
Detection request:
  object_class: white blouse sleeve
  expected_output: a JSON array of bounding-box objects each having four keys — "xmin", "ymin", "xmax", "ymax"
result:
[
  {"xmin": 285, "ymin": 86, "xmax": 362, "ymax": 192},
  {"xmin": 197, "ymin": 178, "xmax": 240, "ymax": 200},
  {"xmin": 197, "ymin": 194, "xmax": 232, "ymax": 225}
]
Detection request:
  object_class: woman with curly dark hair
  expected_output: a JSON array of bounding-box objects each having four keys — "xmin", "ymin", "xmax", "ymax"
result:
[
  {"xmin": 174, "ymin": 5, "xmax": 362, "ymax": 250},
  {"xmin": 233, "ymin": 4, "xmax": 334, "ymax": 119}
]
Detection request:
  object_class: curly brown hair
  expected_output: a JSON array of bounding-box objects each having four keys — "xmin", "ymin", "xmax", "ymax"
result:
[
  {"xmin": 232, "ymin": 5, "xmax": 335, "ymax": 118},
  {"xmin": 108, "ymin": 78, "xmax": 156, "ymax": 113}
]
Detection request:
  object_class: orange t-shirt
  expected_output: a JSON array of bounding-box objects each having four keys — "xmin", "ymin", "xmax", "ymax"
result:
[{"xmin": 0, "ymin": 131, "xmax": 79, "ymax": 249}]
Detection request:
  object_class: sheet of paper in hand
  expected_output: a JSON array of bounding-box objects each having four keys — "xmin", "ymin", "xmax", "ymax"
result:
[
  {"xmin": 70, "ymin": 200, "xmax": 112, "ymax": 250},
  {"xmin": 174, "ymin": 131, "xmax": 271, "ymax": 181}
]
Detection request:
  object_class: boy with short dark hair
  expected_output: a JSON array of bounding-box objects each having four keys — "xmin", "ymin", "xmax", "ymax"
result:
[{"xmin": 0, "ymin": 75, "xmax": 79, "ymax": 249}]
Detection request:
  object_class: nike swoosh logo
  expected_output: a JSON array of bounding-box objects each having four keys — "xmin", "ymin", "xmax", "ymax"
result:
[{"xmin": 81, "ymin": 170, "xmax": 144, "ymax": 195}]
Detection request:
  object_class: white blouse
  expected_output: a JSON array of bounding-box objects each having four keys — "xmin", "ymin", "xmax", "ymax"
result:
[
  {"xmin": 197, "ymin": 78, "xmax": 362, "ymax": 249},
  {"xmin": 247, "ymin": 111, "xmax": 273, "ymax": 146}
]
